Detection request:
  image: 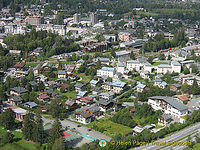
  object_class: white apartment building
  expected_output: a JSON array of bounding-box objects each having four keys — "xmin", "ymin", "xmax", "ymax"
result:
[
  {"xmin": 97, "ymin": 67, "xmax": 116, "ymax": 78},
  {"xmin": 148, "ymin": 96, "xmax": 188, "ymax": 118}
]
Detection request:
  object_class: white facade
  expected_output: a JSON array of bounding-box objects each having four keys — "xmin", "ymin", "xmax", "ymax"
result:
[
  {"xmin": 97, "ymin": 67, "xmax": 116, "ymax": 78},
  {"xmin": 148, "ymin": 96, "xmax": 188, "ymax": 118}
]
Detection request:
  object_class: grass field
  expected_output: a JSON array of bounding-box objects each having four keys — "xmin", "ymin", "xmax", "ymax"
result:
[
  {"xmin": 152, "ymin": 62, "xmax": 168, "ymax": 66},
  {"xmin": 87, "ymin": 120, "xmax": 132, "ymax": 138},
  {"xmin": 79, "ymin": 73, "xmax": 92, "ymax": 82}
]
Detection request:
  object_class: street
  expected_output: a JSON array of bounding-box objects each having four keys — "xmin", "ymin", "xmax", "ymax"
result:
[{"xmin": 132, "ymin": 122, "xmax": 200, "ymax": 150}]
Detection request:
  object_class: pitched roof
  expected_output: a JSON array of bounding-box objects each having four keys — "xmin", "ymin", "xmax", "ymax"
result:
[
  {"xmin": 90, "ymin": 80, "xmax": 98, "ymax": 85},
  {"xmin": 10, "ymin": 87, "xmax": 28, "ymax": 94},
  {"xmin": 149, "ymin": 96, "xmax": 188, "ymax": 111},
  {"xmin": 111, "ymin": 81, "xmax": 126, "ymax": 87},
  {"xmin": 57, "ymin": 70, "xmax": 66, "ymax": 75},
  {"xmin": 75, "ymin": 111, "xmax": 92, "ymax": 118},
  {"xmin": 101, "ymin": 67, "xmax": 115, "ymax": 72}
]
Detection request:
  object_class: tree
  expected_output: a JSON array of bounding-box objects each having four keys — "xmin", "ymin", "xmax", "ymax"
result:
[
  {"xmin": 49, "ymin": 99, "xmax": 61, "ymax": 118},
  {"xmin": 0, "ymin": 131, "xmax": 14, "ymax": 145},
  {"xmin": 130, "ymin": 51, "xmax": 135, "ymax": 60},
  {"xmin": 190, "ymin": 64, "xmax": 198, "ymax": 74},
  {"xmin": 48, "ymin": 119, "xmax": 63, "ymax": 145},
  {"xmin": 52, "ymin": 137, "xmax": 65, "ymax": 150},
  {"xmin": 0, "ymin": 109, "xmax": 15, "ymax": 130},
  {"xmin": 158, "ymin": 53, "xmax": 165, "ymax": 60},
  {"xmin": 33, "ymin": 113, "xmax": 44, "ymax": 144},
  {"xmin": 183, "ymin": 67, "xmax": 190, "ymax": 75},
  {"xmin": 22, "ymin": 112, "xmax": 35, "ymax": 141},
  {"xmin": 38, "ymin": 82, "xmax": 45, "ymax": 91}
]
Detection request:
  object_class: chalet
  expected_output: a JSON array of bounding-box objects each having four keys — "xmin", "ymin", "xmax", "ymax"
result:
[
  {"xmin": 57, "ymin": 83, "xmax": 69, "ymax": 92},
  {"xmin": 170, "ymin": 84, "xmax": 181, "ymax": 91},
  {"xmin": 84, "ymin": 106, "xmax": 101, "ymax": 117},
  {"xmin": 111, "ymin": 81, "xmax": 126, "ymax": 94},
  {"xmin": 38, "ymin": 93, "xmax": 50, "ymax": 102},
  {"xmin": 75, "ymin": 111, "xmax": 94, "ymax": 124},
  {"xmin": 23, "ymin": 102, "xmax": 38, "ymax": 108},
  {"xmin": 158, "ymin": 114, "xmax": 172, "ymax": 126},
  {"xmin": 90, "ymin": 80, "xmax": 99, "ymax": 87},
  {"xmin": 77, "ymin": 91, "xmax": 87, "ymax": 98},
  {"xmin": 10, "ymin": 87, "xmax": 28, "ymax": 96},
  {"xmin": 76, "ymin": 59, "xmax": 85, "ymax": 68},
  {"xmin": 92, "ymin": 87, "xmax": 102, "ymax": 96},
  {"xmin": 68, "ymin": 73, "xmax": 78, "ymax": 79},
  {"xmin": 14, "ymin": 62, "xmax": 26, "ymax": 71},
  {"xmin": 98, "ymin": 99, "xmax": 121, "ymax": 112},
  {"xmin": 174, "ymin": 94, "xmax": 190, "ymax": 104},
  {"xmin": 57, "ymin": 70, "xmax": 66, "ymax": 79},
  {"xmin": 65, "ymin": 100, "xmax": 78, "ymax": 110},
  {"xmin": 136, "ymin": 83, "xmax": 146, "ymax": 93},
  {"xmin": 148, "ymin": 96, "xmax": 188, "ymax": 118},
  {"xmin": 99, "ymin": 91, "xmax": 115, "ymax": 101},
  {"xmin": 42, "ymin": 62, "xmax": 52, "ymax": 72},
  {"xmin": 6, "ymin": 106, "xmax": 27, "ymax": 121},
  {"xmin": 101, "ymin": 82, "xmax": 112, "ymax": 91},
  {"xmin": 79, "ymin": 96, "xmax": 93, "ymax": 105},
  {"xmin": 7, "ymin": 96, "xmax": 23, "ymax": 106},
  {"xmin": 74, "ymin": 83, "xmax": 86, "ymax": 92},
  {"xmin": 33, "ymin": 64, "xmax": 41, "ymax": 75}
]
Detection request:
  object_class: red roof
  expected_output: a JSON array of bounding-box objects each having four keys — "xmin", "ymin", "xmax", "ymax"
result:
[
  {"xmin": 14, "ymin": 62, "xmax": 26, "ymax": 68},
  {"xmin": 130, "ymin": 108, "xmax": 136, "ymax": 112},
  {"xmin": 63, "ymin": 131, "xmax": 72, "ymax": 138},
  {"xmin": 60, "ymin": 83, "xmax": 69, "ymax": 88},
  {"xmin": 39, "ymin": 93, "xmax": 50, "ymax": 99},
  {"xmin": 69, "ymin": 73, "xmax": 78, "ymax": 76}
]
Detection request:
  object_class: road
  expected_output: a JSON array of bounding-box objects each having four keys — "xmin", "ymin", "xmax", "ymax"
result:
[
  {"xmin": 42, "ymin": 117, "xmax": 112, "ymax": 142},
  {"xmin": 132, "ymin": 122, "xmax": 200, "ymax": 150}
]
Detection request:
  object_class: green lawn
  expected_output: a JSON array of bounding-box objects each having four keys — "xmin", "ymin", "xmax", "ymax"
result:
[
  {"xmin": 79, "ymin": 73, "xmax": 92, "ymax": 83},
  {"xmin": 63, "ymin": 91, "xmax": 77, "ymax": 98},
  {"xmin": 0, "ymin": 127, "xmax": 38, "ymax": 150},
  {"xmin": 152, "ymin": 62, "xmax": 168, "ymax": 66},
  {"xmin": 87, "ymin": 120, "xmax": 132, "ymax": 138}
]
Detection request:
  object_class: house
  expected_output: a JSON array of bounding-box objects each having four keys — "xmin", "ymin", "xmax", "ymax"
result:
[
  {"xmin": 154, "ymin": 78, "xmax": 162, "ymax": 86},
  {"xmin": 126, "ymin": 60, "xmax": 142, "ymax": 71},
  {"xmin": 38, "ymin": 93, "xmax": 50, "ymax": 102},
  {"xmin": 101, "ymin": 82, "xmax": 112, "ymax": 91},
  {"xmin": 76, "ymin": 59, "xmax": 85, "ymax": 68},
  {"xmin": 171, "ymin": 61, "xmax": 181, "ymax": 73},
  {"xmin": 115, "ymin": 50, "xmax": 130, "ymax": 62},
  {"xmin": 57, "ymin": 70, "xmax": 67, "ymax": 79},
  {"xmin": 116, "ymin": 62, "xmax": 125, "ymax": 74},
  {"xmin": 42, "ymin": 62, "xmax": 52, "ymax": 71},
  {"xmin": 57, "ymin": 83, "xmax": 69, "ymax": 92},
  {"xmin": 133, "ymin": 125, "xmax": 144, "ymax": 135},
  {"xmin": 30, "ymin": 47, "xmax": 43, "ymax": 56},
  {"xmin": 33, "ymin": 64, "xmax": 41, "ymax": 75},
  {"xmin": 68, "ymin": 73, "xmax": 78, "ymax": 79},
  {"xmin": 179, "ymin": 74, "xmax": 200, "ymax": 86},
  {"xmin": 99, "ymin": 91, "xmax": 115, "ymax": 101},
  {"xmin": 77, "ymin": 91, "xmax": 87, "ymax": 98},
  {"xmin": 74, "ymin": 83, "xmax": 86, "ymax": 92},
  {"xmin": 97, "ymin": 67, "xmax": 116, "ymax": 78},
  {"xmin": 90, "ymin": 80, "xmax": 99, "ymax": 87},
  {"xmin": 78, "ymin": 96, "xmax": 94, "ymax": 105},
  {"xmin": 10, "ymin": 87, "xmax": 28, "ymax": 96},
  {"xmin": 98, "ymin": 99, "xmax": 121, "ymax": 112},
  {"xmin": 85, "ymin": 106, "xmax": 101, "ymax": 117},
  {"xmin": 111, "ymin": 81, "xmax": 126, "ymax": 94},
  {"xmin": 170, "ymin": 84, "xmax": 182, "ymax": 91},
  {"xmin": 92, "ymin": 87, "xmax": 102, "ymax": 96},
  {"xmin": 158, "ymin": 114, "xmax": 172, "ymax": 126},
  {"xmin": 174, "ymin": 94, "xmax": 190, "ymax": 104},
  {"xmin": 75, "ymin": 111, "xmax": 94, "ymax": 124},
  {"xmin": 136, "ymin": 83, "xmax": 146, "ymax": 93},
  {"xmin": 93, "ymin": 57, "xmax": 110, "ymax": 65},
  {"xmin": 65, "ymin": 100, "xmax": 78, "ymax": 110},
  {"xmin": 23, "ymin": 102, "xmax": 38, "ymax": 108},
  {"xmin": 148, "ymin": 96, "xmax": 188, "ymax": 118},
  {"xmin": 14, "ymin": 62, "xmax": 26, "ymax": 71},
  {"xmin": 7, "ymin": 96, "xmax": 23, "ymax": 106},
  {"xmin": 156, "ymin": 64, "xmax": 172, "ymax": 74},
  {"xmin": 6, "ymin": 106, "xmax": 27, "ymax": 121}
]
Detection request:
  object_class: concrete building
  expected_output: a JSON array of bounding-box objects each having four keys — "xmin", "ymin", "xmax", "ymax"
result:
[
  {"xmin": 97, "ymin": 67, "xmax": 116, "ymax": 78},
  {"xmin": 73, "ymin": 13, "xmax": 81, "ymax": 24},
  {"xmin": 26, "ymin": 16, "xmax": 43, "ymax": 26},
  {"xmin": 90, "ymin": 12, "xmax": 98, "ymax": 25}
]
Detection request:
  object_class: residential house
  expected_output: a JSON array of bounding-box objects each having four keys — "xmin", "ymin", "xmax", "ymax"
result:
[
  {"xmin": 97, "ymin": 67, "xmax": 116, "ymax": 78},
  {"xmin": 90, "ymin": 80, "xmax": 99, "ymax": 87},
  {"xmin": 99, "ymin": 91, "xmax": 115, "ymax": 101},
  {"xmin": 101, "ymin": 82, "xmax": 112, "ymax": 91},
  {"xmin": 57, "ymin": 70, "xmax": 67, "ymax": 79},
  {"xmin": 65, "ymin": 100, "xmax": 78, "ymax": 110},
  {"xmin": 14, "ymin": 62, "xmax": 26, "ymax": 71},
  {"xmin": 78, "ymin": 96, "xmax": 94, "ymax": 105},
  {"xmin": 171, "ymin": 61, "xmax": 181, "ymax": 73},
  {"xmin": 57, "ymin": 83, "xmax": 69, "ymax": 92},
  {"xmin": 42, "ymin": 62, "xmax": 52, "ymax": 72},
  {"xmin": 154, "ymin": 78, "xmax": 168, "ymax": 89},
  {"xmin": 116, "ymin": 62, "xmax": 125, "ymax": 74},
  {"xmin": 74, "ymin": 83, "xmax": 86, "ymax": 92},
  {"xmin": 136, "ymin": 83, "xmax": 146, "ymax": 93},
  {"xmin": 132, "ymin": 125, "xmax": 144, "ymax": 135},
  {"xmin": 158, "ymin": 114, "xmax": 172, "ymax": 126},
  {"xmin": 92, "ymin": 87, "xmax": 102, "ymax": 96},
  {"xmin": 77, "ymin": 91, "xmax": 87, "ymax": 98},
  {"xmin": 170, "ymin": 84, "xmax": 182, "ymax": 91},
  {"xmin": 10, "ymin": 87, "xmax": 28, "ymax": 96},
  {"xmin": 156, "ymin": 64, "xmax": 172, "ymax": 74},
  {"xmin": 30, "ymin": 47, "xmax": 43, "ymax": 56},
  {"xmin": 115, "ymin": 50, "xmax": 130, "ymax": 62},
  {"xmin": 148, "ymin": 96, "xmax": 188, "ymax": 118},
  {"xmin": 75, "ymin": 111, "xmax": 94, "ymax": 124},
  {"xmin": 23, "ymin": 102, "xmax": 38, "ymax": 108},
  {"xmin": 7, "ymin": 96, "xmax": 23, "ymax": 106},
  {"xmin": 76, "ymin": 59, "xmax": 85, "ymax": 68},
  {"xmin": 6, "ymin": 106, "xmax": 27, "ymax": 121},
  {"xmin": 85, "ymin": 106, "xmax": 101, "ymax": 117},
  {"xmin": 38, "ymin": 93, "xmax": 50, "ymax": 102},
  {"xmin": 98, "ymin": 99, "xmax": 121, "ymax": 112},
  {"xmin": 111, "ymin": 81, "xmax": 127, "ymax": 94},
  {"xmin": 174, "ymin": 94, "xmax": 190, "ymax": 104}
]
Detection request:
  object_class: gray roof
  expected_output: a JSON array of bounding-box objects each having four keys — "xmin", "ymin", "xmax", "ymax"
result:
[
  {"xmin": 10, "ymin": 87, "xmax": 28, "ymax": 94},
  {"xmin": 149, "ymin": 96, "xmax": 188, "ymax": 111},
  {"xmin": 33, "ymin": 64, "xmax": 41, "ymax": 71},
  {"xmin": 171, "ymin": 61, "xmax": 181, "ymax": 66},
  {"xmin": 160, "ymin": 114, "xmax": 172, "ymax": 120},
  {"xmin": 11, "ymin": 96, "xmax": 23, "ymax": 102},
  {"xmin": 98, "ymin": 99, "xmax": 113, "ymax": 106},
  {"xmin": 57, "ymin": 70, "xmax": 66, "ymax": 75},
  {"xmin": 23, "ymin": 102, "xmax": 38, "ymax": 108},
  {"xmin": 74, "ymin": 83, "xmax": 84, "ymax": 88}
]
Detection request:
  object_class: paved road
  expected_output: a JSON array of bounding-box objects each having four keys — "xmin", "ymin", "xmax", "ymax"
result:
[
  {"xmin": 132, "ymin": 122, "xmax": 200, "ymax": 150},
  {"xmin": 42, "ymin": 117, "xmax": 112, "ymax": 142}
]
